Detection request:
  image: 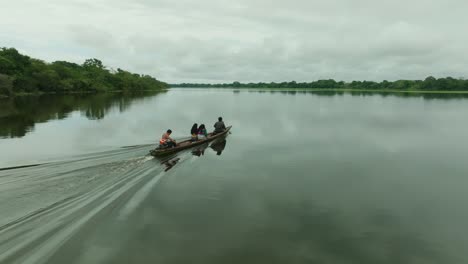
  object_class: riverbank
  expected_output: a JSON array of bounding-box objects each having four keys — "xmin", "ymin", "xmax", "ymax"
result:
[
  {"xmin": 0, "ymin": 89, "xmax": 168, "ymax": 99},
  {"xmin": 173, "ymin": 87, "xmax": 468, "ymax": 94},
  {"xmin": 257, "ymin": 88, "xmax": 468, "ymax": 94},
  {"xmin": 171, "ymin": 77, "xmax": 468, "ymax": 92}
]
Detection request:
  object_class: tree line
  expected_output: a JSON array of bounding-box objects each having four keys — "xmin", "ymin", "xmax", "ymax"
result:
[
  {"xmin": 172, "ymin": 77, "xmax": 468, "ymax": 91},
  {"xmin": 0, "ymin": 47, "xmax": 168, "ymax": 97}
]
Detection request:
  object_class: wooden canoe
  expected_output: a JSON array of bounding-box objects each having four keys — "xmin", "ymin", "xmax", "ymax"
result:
[{"xmin": 150, "ymin": 126, "xmax": 232, "ymax": 157}]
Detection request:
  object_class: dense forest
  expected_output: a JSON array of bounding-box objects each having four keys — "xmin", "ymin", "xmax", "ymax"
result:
[
  {"xmin": 0, "ymin": 48, "xmax": 168, "ymax": 97},
  {"xmin": 172, "ymin": 78, "xmax": 468, "ymax": 91}
]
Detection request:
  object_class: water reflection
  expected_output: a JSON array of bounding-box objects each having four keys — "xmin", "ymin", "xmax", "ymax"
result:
[
  {"xmin": 161, "ymin": 157, "xmax": 181, "ymax": 172},
  {"xmin": 1, "ymin": 89, "xmax": 467, "ymax": 263},
  {"xmin": 243, "ymin": 89, "xmax": 468, "ymax": 99},
  {"xmin": 210, "ymin": 138, "xmax": 227, "ymax": 155},
  {"xmin": 239, "ymin": 200, "xmax": 450, "ymax": 264},
  {"xmin": 192, "ymin": 142, "xmax": 210, "ymax": 157},
  {"xmin": 155, "ymin": 137, "xmax": 229, "ymax": 171},
  {"xmin": 0, "ymin": 92, "xmax": 164, "ymax": 138}
]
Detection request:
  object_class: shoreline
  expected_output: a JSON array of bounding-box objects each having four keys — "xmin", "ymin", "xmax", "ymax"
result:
[
  {"xmin": 0, "ymin": 89, "xmax": 168, "ymax": 99},
  {"xmin": 171, "ymin": 87, "xmax": 468, "ymax": 94}
]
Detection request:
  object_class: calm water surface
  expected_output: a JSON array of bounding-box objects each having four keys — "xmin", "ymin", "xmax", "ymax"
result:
[{"xmin": 1, "ymin": 89, "xmax": 468, "ymax": 263}]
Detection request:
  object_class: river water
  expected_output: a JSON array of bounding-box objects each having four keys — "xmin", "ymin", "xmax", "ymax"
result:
[{"xmin": 1, "ymin": 89, "xmax": 468, "ymax": 263}]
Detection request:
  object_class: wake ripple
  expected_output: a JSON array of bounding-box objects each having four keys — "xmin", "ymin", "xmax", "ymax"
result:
[{"xmin": 0, "ymin": 146, "xmax": 184, "ymax": 264}]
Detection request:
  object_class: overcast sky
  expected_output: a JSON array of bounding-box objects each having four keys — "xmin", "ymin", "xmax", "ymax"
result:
[{"xmin": 1, "ymin": 0, "xmax": 467, "ymax": 83}]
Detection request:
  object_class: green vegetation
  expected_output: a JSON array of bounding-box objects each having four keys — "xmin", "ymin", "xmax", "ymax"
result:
[
  {"xmin": 0, "ymin": 47, "xmax": 168, "ymax": 97},
  {"xmin": 172, "ymin": 78, "xmax": 468, "ymax": 92}
]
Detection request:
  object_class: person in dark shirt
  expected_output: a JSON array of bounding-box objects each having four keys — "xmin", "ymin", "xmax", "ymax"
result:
[
  {"xmin": 213, "ymin": 117, "xmax": 226, "ymax": 134},
  {"xmin": 190, "ymin": 123, "xmax": 198, "ymax": 142}
]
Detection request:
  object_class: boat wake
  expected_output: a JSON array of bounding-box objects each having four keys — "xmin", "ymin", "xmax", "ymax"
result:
[
  {"xmin": 0, "ymin": 133, "xmax": 230, "ymax": 263},
  {"xmin": 0, "ymin": 145, "xmax": 192, "ymax": 264}
]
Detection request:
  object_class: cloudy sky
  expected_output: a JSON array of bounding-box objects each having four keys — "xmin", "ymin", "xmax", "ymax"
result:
[{"xmin": 1, "ymin": 0, "xmax": 467, "ymax": 83}]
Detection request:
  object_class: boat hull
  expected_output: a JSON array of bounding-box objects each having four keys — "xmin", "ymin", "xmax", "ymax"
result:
[{"xmin": 150, "ymin": 126, "xmax": 232, "ymax": 157}]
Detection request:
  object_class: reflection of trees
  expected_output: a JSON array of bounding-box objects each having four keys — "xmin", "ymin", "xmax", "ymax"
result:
[
  {"xmin": 0, "ymin": 91, "xmax": 164, "ymax": 138},
  {"xmin": 253, "ymin": 89, "xmax": 468, "ymax": 99},
  {"xmin": 110, "ymin": 189, "xmax": 450, "ymax": 263},
  {"xmin": 0, "ymin": 115, "xmax": 35, "ymax": 137},
  {"xmin": 222, "ymin": 200, "xmax": 449, "ymax": 264}
]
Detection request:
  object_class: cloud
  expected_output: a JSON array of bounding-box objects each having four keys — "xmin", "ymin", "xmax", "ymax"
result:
[{"xmin": 1, "ymin": 0, "xmax": 468, "ymax": 83}]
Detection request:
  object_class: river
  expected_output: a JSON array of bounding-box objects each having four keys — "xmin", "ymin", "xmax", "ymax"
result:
[{"xmin": 1, "ymin": 89, "xmax": 468, "ymax": 263}]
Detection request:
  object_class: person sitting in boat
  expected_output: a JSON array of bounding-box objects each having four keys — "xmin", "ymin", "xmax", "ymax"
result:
[
  {"xmin": 160, "ymin": 129, "xmax": 176, "ymax": 148},
  {"xmin": 213, "ymin": 117, "xmax": 226, "ymax": 135},
  {"xmin": 197, "ymin": 124, "xmax": 208, "ymax": 139},
  {"xmin": 190, "ymin": 123, "xmax": 198, "ymax": 142}
]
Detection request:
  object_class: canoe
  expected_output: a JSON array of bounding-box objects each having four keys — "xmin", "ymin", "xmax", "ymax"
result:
[{"xmin": 150, "ymin": 126, "xmax": 232, "ymax": 157}]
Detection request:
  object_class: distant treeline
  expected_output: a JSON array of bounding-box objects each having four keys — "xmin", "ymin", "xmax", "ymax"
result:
[
  {"xmin": 172, "ymin": 78, "xmax": 468, "ymax": 91},
  {"xmin": 0, "ymin": 47, "xmax": 168, "ymax": 97}
]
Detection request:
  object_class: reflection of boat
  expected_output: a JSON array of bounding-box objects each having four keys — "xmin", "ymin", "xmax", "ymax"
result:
[
  {"xmin": 191, "ymin": 142, "xmax": 209, "ymax": 157},
  {"xmin": 151, "ymin": 152, "xmax": 181, "ymax": 172},
  {"xmin": 161, "ymin": 157, "xmax": 180, "ymax": 171},
  {"xmin": 150, "ymin": 126, "xmax": 232, "ymax": 157},
  {"xmin": 210, "ymin": 138, "xmax": 227, "ymax": 155}
]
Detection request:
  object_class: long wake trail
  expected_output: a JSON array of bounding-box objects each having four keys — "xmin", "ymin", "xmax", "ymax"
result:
[{"xmin": 0, "ymin": 145, "xmax": 188, "ymax": 264}]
